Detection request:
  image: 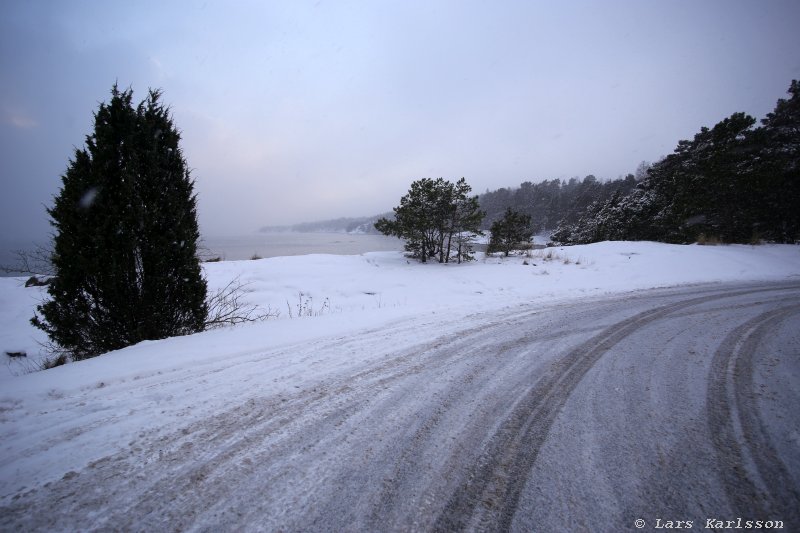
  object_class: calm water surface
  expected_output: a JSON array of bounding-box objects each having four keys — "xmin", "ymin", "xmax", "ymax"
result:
[
  {"xmin": 0, "ymin": 233, "xmax": 404, "ymax": 276},
  {"xmin": 201, "ymin": 233, "xmax": 405, "ymax": 261}
]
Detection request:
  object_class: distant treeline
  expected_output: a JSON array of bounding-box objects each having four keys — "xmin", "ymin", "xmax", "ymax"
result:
[
  {"xmin": 484, "ymin": 80, "xmax": 800, "ymax": 245},
  {"xmin": 478, "ymin": 173, "xmax": 641, "ymax": 236},
  {"xmin": 261, "ymin": 177, "xmax": 643, "ymax": 239},
  {"xmin": 264, "ymin": 81, "xmax": 798, "ymax": 245},
  {"xmin": 259, "ymin": 213, "xmax": 391, "ymax": 235}
]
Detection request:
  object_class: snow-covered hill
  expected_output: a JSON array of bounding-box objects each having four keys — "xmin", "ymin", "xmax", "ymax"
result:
[
  {"xmin": 2, "ymin": 242, "xmax": 798, "ymax": 382},
  {"xmin": 1, "ymin": 241, "xmax": 799, "ymax": 527}
]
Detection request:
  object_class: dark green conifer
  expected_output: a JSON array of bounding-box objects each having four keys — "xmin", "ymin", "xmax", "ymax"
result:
[
  {"xmin": 756, "ymin": 80, "xmax": 800, "ymax": 242},
  {"xmin": 375, "ymin": 177, "xmax": 484, "ymax": 263},
  {"xmin": 487, "ymin": 208, "xmax": 533, "ymax": 256},
  {"xmin": 33, "ymin": 85, "xmax": 207, "ymax": 360}
]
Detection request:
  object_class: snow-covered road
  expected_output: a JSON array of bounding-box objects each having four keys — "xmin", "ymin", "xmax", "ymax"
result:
[{"xmin": 2, "ymin": 281, "xmax": 799, "ymax": 531}]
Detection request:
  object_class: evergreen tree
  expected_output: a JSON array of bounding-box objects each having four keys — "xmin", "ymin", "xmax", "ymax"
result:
[
  {"xmin": 375, "ymin": 177, "xmax": 484, "ymax": 263},
  {"xmin": 447, "ymin": 178, "xmax": 484, "ymax": 263},
  {"xmin": 32, "ymin": 85, "xmax": 207, "ymax": 361},
  {"xmin": 375, "ymin": 178, "xmax": 441, "ymax": 262},
  {"xmin": 552, "ymin": 112, "xmax": 764, "ymax": 244},
  {"xmin": 755, "ymin": 80, "xmax": 800, "ymax": 242},
  {"xmin": 487, "ymin": 208, "xmax": 533, "ymax": 256}
]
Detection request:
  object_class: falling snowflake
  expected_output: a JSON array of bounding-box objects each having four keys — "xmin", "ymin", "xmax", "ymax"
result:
[{"xmin": 79, "ymin": 187, "xmax": 99, "ymax": 209}]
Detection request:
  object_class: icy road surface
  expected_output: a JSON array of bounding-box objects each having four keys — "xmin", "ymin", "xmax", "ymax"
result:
[{"xmin": 2, "ymin": 282, "xmax": 799, "ymax": 531}]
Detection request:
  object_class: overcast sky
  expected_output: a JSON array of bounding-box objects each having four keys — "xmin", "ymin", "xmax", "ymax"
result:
[{"xmin": 2, "ymin": 0, "xmax": 799, "ymax": 240}]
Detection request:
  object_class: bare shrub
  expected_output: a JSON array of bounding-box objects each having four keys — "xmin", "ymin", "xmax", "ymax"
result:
[
  {"xmin": 40, "ymin": 351, "xmax": 68, "ymax": 369},
  {"xmin": 697, "ymin": 233, "xmax": 721, "ymax": 246},
  {"xmin": 195, "ymin": 242, "xmax": 223, "ymax": 263},
  {"xmin": 286, "ymin": 292, "xmax": 332, "ymax": 318},
  {"xmin": 205, "ymin": 277, "xmax": 278, "ymax": 329},
  {"xmin": 1, "ymin": 243, "xmax": 54, "ymax": 276}
]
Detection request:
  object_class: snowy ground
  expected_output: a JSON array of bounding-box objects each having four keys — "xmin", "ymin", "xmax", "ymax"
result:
[
  {"xmin": 0, "ymin": 241, "xmax": 798, "ymax": 530},
  {"xmin": 2, "ymin": 241, "xmax": 798, "ymax": 381},
  {"xmin": 0, "ymin": 242, "xmax": 800, "ymax": 386}
]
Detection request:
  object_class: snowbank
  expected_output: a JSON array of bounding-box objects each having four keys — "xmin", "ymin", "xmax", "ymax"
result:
[
  {"xmin": 0, "ymin": 241, "xmax": 798, "ymax": 502},
  {"xmin": 2, "ymin": 241, "xmax": 798, "ymax": 383}
]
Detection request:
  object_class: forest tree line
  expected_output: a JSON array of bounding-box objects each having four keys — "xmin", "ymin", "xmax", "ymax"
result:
[
  {"xmin": 480, "ymin": 80, "xmax": 799, "ymax": 245},
  {"xmin": 477, "ymin": 172, "xmax": 641, "ymax": 236}
]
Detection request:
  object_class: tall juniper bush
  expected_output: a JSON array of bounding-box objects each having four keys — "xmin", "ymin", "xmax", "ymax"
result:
[{"xmin": 32, "ymin": 85, "xmax": 208, "ymax": 361}]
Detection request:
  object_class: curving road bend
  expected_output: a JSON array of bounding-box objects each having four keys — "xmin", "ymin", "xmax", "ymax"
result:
[{"xmin": 2, "ymin": 282, "xmax": 799, "ymax": 531}]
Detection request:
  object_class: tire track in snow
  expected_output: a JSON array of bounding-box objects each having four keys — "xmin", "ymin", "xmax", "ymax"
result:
[
  {"xmin": 433, "ymin": 285, "xmax": 800, "ymax": 532},
  {"xmin": 0, "ymin": 307, "xmax": 547, "ymax": 531},
  {"xmin": 706, "ymin": 303, "xmax": 800, "ymax": 523},
  {"xmin": 360, "ymin": 324, "xmax": 567, "ymax": 530},
  {"xmin": 2, "ymin": 283, "xmax": 799, "ymax": 531}
]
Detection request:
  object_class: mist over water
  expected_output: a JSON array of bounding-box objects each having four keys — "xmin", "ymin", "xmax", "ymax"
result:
[
  {"xmin": 200, "ymin": 233, "xmax": 405, "ymax": 261},
  {"xmin": 0, "ymin": 234, "xmax": 405, "ymax": 277}
]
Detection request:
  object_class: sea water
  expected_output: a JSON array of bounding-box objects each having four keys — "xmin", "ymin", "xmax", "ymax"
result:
[
  {"xmin": 196, "ymin": 232, "xmax": 404, "ymax": 261},
  {"xmin": 0, "ymin": 233, "xmax": 405, "ymax": 277}
]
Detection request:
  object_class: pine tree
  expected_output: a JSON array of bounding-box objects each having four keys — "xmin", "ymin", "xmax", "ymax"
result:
[
  {"xmin": 487, "ymin": 208, "xmax": 533, "ymax": 256},
  {"xmin": 756, "ymin": 80, "xmax": 800, "ymax": 242},
  {"xmin": 375, "ymin": 178, "xmax": 442, "ymax": 262},
  {"xmin": 448, "ymin": 178, "xmax": 484, "ymax": 263},
  {"xmin": 375, "ymin": 177, "xmax": 484, "ymax": 263},
  {"xmin": 552, "ymin": 112, "xmax": 762, "ymax": 244},
  {"xmin": 32, "ymin": 85, "xmax": 207, "ymax": 361}
]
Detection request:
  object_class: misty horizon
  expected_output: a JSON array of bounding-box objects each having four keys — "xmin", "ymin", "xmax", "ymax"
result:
[{"xmin": 3, "ymin": 1, "xmax": 800, "ymax": 243}]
